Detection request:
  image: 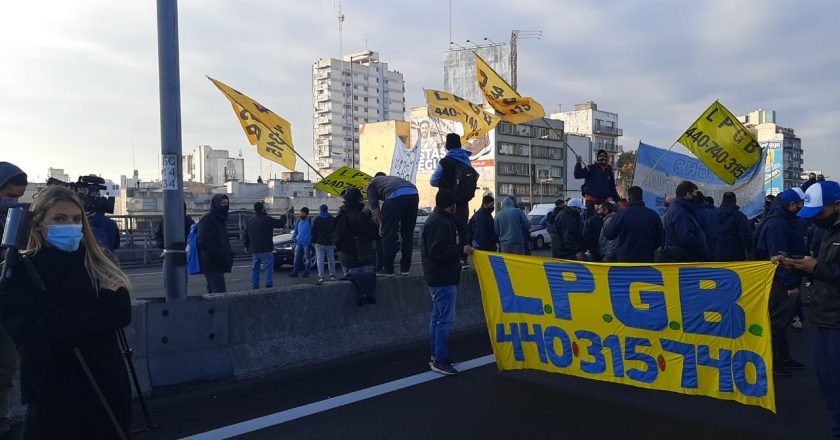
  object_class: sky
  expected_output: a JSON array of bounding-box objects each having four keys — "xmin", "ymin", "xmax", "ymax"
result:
[{"xmin": 1, "ymin": 0, "xmax": 838, "ymax": 185}]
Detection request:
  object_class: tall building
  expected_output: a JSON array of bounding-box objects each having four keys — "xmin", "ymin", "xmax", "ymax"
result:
[
  {"xmin": 737, "ymin": 109, "xmax": 803, "ymax": 194},
  {"xmin": 312, "ymin": 51, "xmax": 405, "ymax": 176},
  {"xmin": 443, "ymin": 44, "xmax": 512, "ymax": 104},
  {"xmin": 550, "ymin": 101, "xmax": 624, "ymax": 158},
  {"xmin": 183, "ymin": 145, "xmax": 245, "ymax": 185}
]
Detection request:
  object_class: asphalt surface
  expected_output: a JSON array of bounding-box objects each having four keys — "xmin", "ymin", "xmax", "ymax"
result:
[{"xmin": 130, "ymin": 324, "xmax": 831, "ymax": 440}]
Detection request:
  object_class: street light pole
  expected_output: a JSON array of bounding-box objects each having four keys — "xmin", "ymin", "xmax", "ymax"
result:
[{"xmin": 528, "ymin": 137, "xmax": 533, "ymax": 209}]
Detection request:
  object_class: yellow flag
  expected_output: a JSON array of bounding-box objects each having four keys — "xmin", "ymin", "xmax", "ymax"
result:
[
  {"xmin": 678, "ymin": 101, "xmax": 762, "ymax": 184},
  {"xmin": 313, "ymin": 166, "xmax": 373, "ymax": 199},
  {"xmin": 474, "ymin": 53, "xmax": 546, "ymax": 124},
  {"xmin": 208, "ymin": 77, "xmax": 296, "ymax": 171},
  {"xmin": 424, "ymin": 89, "xmax": 501, "ymax": 142}
]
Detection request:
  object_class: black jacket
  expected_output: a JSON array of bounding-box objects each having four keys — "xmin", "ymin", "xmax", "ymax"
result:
[
  {"xmin": 663, "ymin": 197, "xmax": 708, "ymax": 262},
  {"xmin": 0, "ymin": 245, "xmax": 132, "ymax": 437},
  {"xmin": 810, "ymin": 219, "xmax": 840, "ymax": 328},
  {"xmin": 553, "ymin": 207, "xmax": 585, "ymax": 259},
  {"xmin": 197, "ymin": 196, "xmax": 234, "ymax": 273},
  {"xmin": 470, "ymin": 207, "xmax": 497, "ymax": 251},
  {"xmin": 583, "ymin": 214, "xmax": 604, "ymax": 258},
  {"xmin": 421, "ymin": 208, "xmax": 463, "ymax": 287},
  {"xmin": 573, "ymin": 163, "xmax": 620, "ymax": 201},
  {"xmin": 333, "ymin": 202, "xmax": 379, "ymax": 268},
  {"xmin": 312, "ymin": 215, "xmax": 336, "ymax": 246},
  {"xmin": 244, "ymin": 213, "xmax": 285, "ymax": 253},
  {"xmin": 155, "ymin": 215, "xmax": 195, "ymax": 249},
  {"xmin": 713, "ymin": 203, "xmax": 753, "ymax": 261},
  {"xmin": 603, "ymin": 200, "xmax": 664, "ymax": 263}
]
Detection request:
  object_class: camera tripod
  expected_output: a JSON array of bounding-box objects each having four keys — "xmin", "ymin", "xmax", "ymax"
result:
[{"xmin": 116, "ymin": 327, "xmax": 157, "ymax": 434}]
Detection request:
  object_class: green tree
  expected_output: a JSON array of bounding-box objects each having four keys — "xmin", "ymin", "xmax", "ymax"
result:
[{"xmin": 614, "ymin": 150, "xmax": 637, "ymax": 197}]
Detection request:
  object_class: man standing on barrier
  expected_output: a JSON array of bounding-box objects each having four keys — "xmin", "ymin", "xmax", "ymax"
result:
[{"xmin": 366, "ymin": 172, "xmax": 419, "ymax": 276}]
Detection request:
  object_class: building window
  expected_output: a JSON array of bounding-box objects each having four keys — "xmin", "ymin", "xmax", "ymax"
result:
[
  {"xmin": 551, "ymin": 166, "xmax": 563, "ymax": 178},
  {"xmin": 497, "ymin": 122, "xmax": 513, "ymax": 134}
]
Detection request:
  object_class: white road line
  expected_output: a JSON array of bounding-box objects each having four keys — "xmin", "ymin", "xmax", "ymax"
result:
[
  {"xmin": 180, "ymin": 354, "xmax": 496, "ymax": 440},
  {"xmin": 128, "ymin": 265, "xmax": 251, "ymax": 277}
]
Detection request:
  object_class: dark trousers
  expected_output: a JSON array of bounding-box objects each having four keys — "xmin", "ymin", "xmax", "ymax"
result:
[
  {"xmin": 815, "ymin": 327, "xmax": 840, "ymax": 440},
  {"xmin": 204, "ymin": 271, "xmax": 227, "ymax": 293},
  {"xmin": 381, "ymin": 194, "xmax": 419, "ymax": 273},
  {"xmin": 769, "ymin": 281, "xmax": 797, "ymax": 364},
  {"xmin": 550, "ymin": 235, "xmax": 563, "ymax": 258},
  {"xmin": 455, "ymin": 201, "xmax": 469, "ymax": 263}
]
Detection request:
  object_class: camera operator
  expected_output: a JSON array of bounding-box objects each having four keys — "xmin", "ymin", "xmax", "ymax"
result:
[
  {"xmin": 89, "ymin": 202, "xmax": 120, "ymax": 254},
  {"xmin": 0, "ymin": 186, "xmax": 132, "ymax": 438}
]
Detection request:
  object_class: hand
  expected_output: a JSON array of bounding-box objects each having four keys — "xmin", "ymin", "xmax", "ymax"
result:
[
  {"xmin": 787, "ymin": 288, "xmax": 800, "ymax": 298},
  {"xmin": 463, "ymin": 245, "xmax": 474, "ymax": 256},
  {"xmin": 789, "ymin": 256, "xmax": 818, "ymax": 274},
  {"xmin": 101, "ymin": 277, "xmax": 126, "ymax": 292},
  {"xmin": 770, "ymin": 254, "xmax": 787, "ymax": 265}
]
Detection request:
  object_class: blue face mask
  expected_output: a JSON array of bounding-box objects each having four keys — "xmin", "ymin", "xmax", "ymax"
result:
[{"xmin": 46, "ymin": 224, "xmax": 84, "ymax": 252}]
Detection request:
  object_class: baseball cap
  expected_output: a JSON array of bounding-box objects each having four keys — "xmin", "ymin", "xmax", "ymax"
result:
[
  {"xmin": 777, "ymin": 188, "xmax": 803, "ymax": 205},
  {"xmin": 798, "ymin": 181, "xmax": 840, "ymax": 218},
  {"xmin": 567, "ymin": 198, "xmax": 585, "ymax": 209}
]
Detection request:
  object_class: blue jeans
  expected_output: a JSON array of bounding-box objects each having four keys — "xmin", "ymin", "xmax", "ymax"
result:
[
  {"xmin": 251, "ymin": 252, "xmax": 274, "ymax": 289},
  {"xmin": 292, "ymin": 244, "xmax": 312, "ymax": 275},
  {"xmin": 815, "ymin": 327, "xmax": 840, "ymax": 439},
  {"xmin": 315, "ymin": 244, "xmax": 336, "ymax": 278},
  {"xmin": 500, "ymin": 242, "xmax": 526, "ymax": 255},
  {"xmin": 429, "ymin": 285, "xmax": 457, "ymax": 361}
]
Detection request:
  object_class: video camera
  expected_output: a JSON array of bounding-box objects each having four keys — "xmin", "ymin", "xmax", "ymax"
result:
[{"xmin": 47, "ymin": 175, "xmax": 115, "ymax": 214}]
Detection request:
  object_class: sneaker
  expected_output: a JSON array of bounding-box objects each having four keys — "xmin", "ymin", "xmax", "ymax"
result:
[
  {"xmin": 430, "ymin": 356, "xmax": 459, "ymax": 366},
  {"xmin": 378, "ymin": 271, "xmax": 396, "ymax": 277},
  {"xmin": 317, "ymin": 277, "xmax": 324, "ymax": 284},
  {"xmin": 330, "ymin": 275, "xmax": 336, "ymax": 281},
  {"xmin": 400, "ymin": 271, "xmax": 410, "ymax": 276},
  {"xmin": 783, "ymin": 358, "xmax": 807, "ymax": 370},
  {"xmin": 289, "ymin": 273, "xmax": 298, "ymax": 278},
  {"xmin": 430, "ymin": 360, "xmax": 459, "ymax": 376},
  {"xmin": 791, "ymin": 316, "xmax": 804, "ymax": 329},
  {"xmin": 461, "ymin": 264, "xmax": 470, "ymax": 271}
]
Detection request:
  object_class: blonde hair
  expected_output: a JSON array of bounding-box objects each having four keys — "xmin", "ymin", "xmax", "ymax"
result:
[{"xmin": 26, "ymin": 186, "xmax": 132, "ymax": 294}]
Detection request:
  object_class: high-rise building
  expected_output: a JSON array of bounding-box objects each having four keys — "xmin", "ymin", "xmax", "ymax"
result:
[
  {"xmin": 550, "ymin": 101, "xmax": 624, "ymax": 158},
  {"xmin": 443, "ymin": 44, "xmax": 511, "ymax": 104},
  {"xmin": 183, "ymin": 145, "xmax": 244, "ymax": 185},
  {"xmin": 737, "ymin": 109, "xmax": 803, "ymax": 194},
  {"xmin": 312, "ymin": 51, "xmax": 405, "ymax": 176}
]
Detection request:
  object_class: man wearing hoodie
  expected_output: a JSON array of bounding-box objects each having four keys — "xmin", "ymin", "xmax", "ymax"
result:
[
  {"xmin": 197, "ymin": 194, "xmax": 234, "ymax": 293},
  {"xmin": 312, "ymin": 204, "xmax": 337, "ymax": 283},
  {"xmin": 291, "ymin": 207, "xmax": 313, "ymax": 278},
  {"xmin": 802, "ymin": 172, "xmax": 818, "ymax": 191},
  {"xmin": 0, "ymin": 162, "xmax": 27, "ymax": 236},
  {"xmin": 693, "ymin": 192, "xmax": 719, "ymax": 258},
  {"xmin": 367, "ymin": 172, "xmax": 419, "ymax": 276},
  {"xmin": 553, "ymin": 198, "xmax": 586, "ymax": 260},
  {"xmin": 431, "ymin": 133, "xmax": 478, "ymax": 265},
  {"xmin": 244, "ymin": 202, "xmax": 285, "ymax": 289},
  {"xmin": 603, "ymin": 186, "xmax": 663, "ymax": 263},
  {"xmin": 494, "ymin": 196, "xmax": 531, "ymax": 255},
  {"xmin": 757, "ymin": 188, "xmax": 808, "ymax": 377},
  {"xmin": 469, "ymin": 194, "xmax": 497, "ymax": 251},
  {"xmin": 574, "ymin": 149, "xmax": 621, "ymax": 219},
  {"xmin": 714, "ymin": 192, "xmax": 753, "ymax": 262},
  {"xmin": 660, "ymin": 180, "xmax": 709, "ymax": 262}
]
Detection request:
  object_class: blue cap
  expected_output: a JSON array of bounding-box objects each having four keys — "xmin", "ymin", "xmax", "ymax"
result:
[
  {"xmin": 798, "ymin": 181, "xmax": 840, "ymax": 218},
  {"xmin": 777, "ymin": 188, "xmax": 804, "ymax": 205}
]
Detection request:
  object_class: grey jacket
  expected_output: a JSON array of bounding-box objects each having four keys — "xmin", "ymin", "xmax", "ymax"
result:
[{"xmin": 366, "ymin": 175, "xmax": 417, "ymax": 214}]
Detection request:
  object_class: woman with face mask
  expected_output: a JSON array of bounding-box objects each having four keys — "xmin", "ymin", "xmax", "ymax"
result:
[{"xmin": 0, "ymin": 185, "xmax": 132, "ymax": 439}]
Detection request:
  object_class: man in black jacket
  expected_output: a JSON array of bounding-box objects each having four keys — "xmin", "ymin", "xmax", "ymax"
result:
[
  {"xmin": 244, "ymin": 202, "xmax": 285, "ymax": 289},
  {"xmin": 312, "ymin": 204, "xmax": 337, "ymax": 283},
  {"xmin": 714, "ymin": 192, "xmax": 753, "ymax": 262},
  {"xmin": 367, "ymin": 172, "xmax": 419, "ymax": 276},
  {"xmin": 583, "ymin": 202, "xmax": 608, "ymax": 261},
  {"xmin": 574, "ymin": 150, "xmax": 620, "ymax": 219},
  {"xmin": 780, "ymin": 181, "xmax": 840, "ymax": 437},
  {"xmin": 422, "ymin": 189, "xmax": 473, "ymax": 376},
  {"xmin": 603, "ymin": 186, "xmax": 663, "ymax": 263},
  {"xmin": 552, "ymin": 198, "xmax": 585, "ymax": 260},
  {"xmin": 469, "ymin": 195, "xmax": 497, "ymax": 251},
  {"xmin": 197, "ymin": 194, "xmax": 234, "ymax": 293}
]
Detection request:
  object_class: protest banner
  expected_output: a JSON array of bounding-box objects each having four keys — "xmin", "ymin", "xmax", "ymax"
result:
[
  {"xmin": 424, "ymin": 89, "xmax": 500, "ymax": 142},
  {"xmin": 474, "ymin": 53, "xmax": 545, "ymax": 124},
  {"xmin": 678, "ymin": 101, "xmax": 762, "ymax": 184},
  {"xmin": 314, "ymin": 167, "xmax": 372, "ymax": 199},
  {"xmin": 473, "ymin": 250, "xmax": 777, "ymax": 412},
  {"xmin": 633, "ymin": 142, "xmax": 767, "ymax": 219}
]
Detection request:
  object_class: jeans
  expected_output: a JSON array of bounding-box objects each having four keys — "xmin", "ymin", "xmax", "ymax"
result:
[
  {"xmin": 347, "ymin": 266, "xmax": 370, "ymax": 274},
  {"xmin": 815, "ymin": 327, "xmax": 840, "ymax": 439},
  {"xmin": 250, "ymin": 252, "xmax": 274, "ymax": 289},
  {"xmin": 381, "ymin": 194, "xmax": 418, "ymax": 273},
  {"xmin": 429, "ymin": 285, "xmax": 457, "ymax": 361},
  {"xmin": 315, "ymin": 244, "xmax": 336, "ymax": 278},
  {"xmin": 500, "ymin": 242, "xmax": 526, "ymax": 255},
  {"xmin": 204, "ymin": 272, "xmax": 227, "ymax": 293},
  {"xmin": 293, "ymin": 243, "xmax": 312, "ymax": 275}
]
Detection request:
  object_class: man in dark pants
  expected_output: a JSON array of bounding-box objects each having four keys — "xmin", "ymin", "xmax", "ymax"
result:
[
  {"xmin": 431, "ymin": 133, "xmax": 477, "ymax": 267},
  {"xmin": 603, "ymin": 186, "xmax": 662, "ymax": 263},
  {"xmin": 757, "ymin": 188, "xmax": 807, "ymax": 377},
  {"xmin": 367, "ymin": 172, "xmax": 419, "ymax": 276},
  {"xmin": 574, "ymin": 149, "xmax": 620, "ymax": 219},
  {"xmin": 714, "ymin": 192, "xmax": 753, "ymax": 262},
  {"xmin": 197, "ymin": 194, "xmax": 234, "ymax": 293},
  {"xmin": 469, "ymin": 195, "xmax": 497, "ymax": 251},
  {"xmin": 552, "ymin": 198, "xmax": 586, "ymax": 260},
  {"xmin": 244, "ymin": 202, "xmax": 285, "ymax": 289}
]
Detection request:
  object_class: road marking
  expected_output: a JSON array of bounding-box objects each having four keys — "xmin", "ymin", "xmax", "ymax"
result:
[
  {"xmin": 181, "ymin": 354, "xmax": 496, "ymax": 440},
  {"xmin": 128, "ymin": 265, "xmax": 251, "ymax": 277}
]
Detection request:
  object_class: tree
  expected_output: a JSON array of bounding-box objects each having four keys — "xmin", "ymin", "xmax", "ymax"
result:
[{"xmin": 614, "ymin": 150, "xmax": 637, "ymax": 197}]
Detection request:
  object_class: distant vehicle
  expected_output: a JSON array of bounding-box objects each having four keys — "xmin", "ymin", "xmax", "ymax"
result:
[
  {"xmin": 272, "ymin": 231, "xmax": 338, "ymax": 270},
  {"xmin": 413, "ymin": 208, "xmax": 431, "ymax": 246},
  {"xmin": 526, "ymin": 204, "xmax": 556, "ymax": 249}
]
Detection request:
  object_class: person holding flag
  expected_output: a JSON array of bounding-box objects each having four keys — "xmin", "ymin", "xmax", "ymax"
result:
[{"xmin": 574, "ymin": 149, "xmax": 620, "ymax": 219}]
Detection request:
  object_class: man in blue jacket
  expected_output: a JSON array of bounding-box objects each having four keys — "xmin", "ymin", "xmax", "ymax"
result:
[
  {"xmin": 290, "ymin": 207, "xmax": 313, "ymax": 278},
  {"xmin": 494, "ymin": 196, "xmax": 530, "ymax": 255},
  {"xmin": 574, "ymin": 149, "xmax": 620, "ymax": 219},
  {"xmin": 367, "ymin": 172, "xmax": 419, "ymax": 276},
  {"xmin": 714, "ymin": 192, "xmax": 753, "ymax": 261},
  {"xmin": 660, "ymin": 180, "xmax": 708, "ymax": 262},
  {"xmin": 603, "ymin": 186, "xmax": 663, "ymax": 263},
  {"xmin": 469, "ymin": 195, "xmax": 497, "ymax": 251},
  {"xmin": 694, "ymin": 193, "xmax": 719, "ymax": 257},
  {"xmin": 431, "ymin": 134, "xmax": 477, "ymax": 266},
  {"xmin": 758, "ymin": 188, "xmax": 807, "ymax": 376}
]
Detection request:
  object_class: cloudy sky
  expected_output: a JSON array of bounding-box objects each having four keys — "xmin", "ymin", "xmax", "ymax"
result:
[{"xmin": 1, "ymin": 0, "xmax": 838, "ymax": 185}]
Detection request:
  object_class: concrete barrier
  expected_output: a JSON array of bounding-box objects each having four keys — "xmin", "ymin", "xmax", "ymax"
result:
[{"xmin": 6, "ymin": 271, "xmax": 487, "ymax": 418}]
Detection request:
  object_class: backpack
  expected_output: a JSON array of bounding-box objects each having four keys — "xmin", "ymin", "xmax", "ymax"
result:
[
  {"xmin": 442, "ymin": 157, "xmax": 478, "ymax": 203},
  {"xmin": 187, "ymin": 223, "xmax": 201, "ymax": 274}
]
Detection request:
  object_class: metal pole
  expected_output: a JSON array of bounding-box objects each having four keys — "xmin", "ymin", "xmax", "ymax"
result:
[
  {"xmin": 528, "ymin": 137, "xmax": 533, "ymax": 209},
  {"xmin": 156, "ymin": 0, "xmax": 187, "ymax": 302},
  {"xmin": 349, "ymin": 55, "xmax": 355, "ymax": 169}
]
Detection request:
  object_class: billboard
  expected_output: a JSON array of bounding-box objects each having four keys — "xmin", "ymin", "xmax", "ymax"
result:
[
  {"xmin": 358, "ymin": 120, "xmax": 412, "ymax": 180},
  {"xmin": 762, "ymin": 141, "xmax": 783, "ymax": 195}
]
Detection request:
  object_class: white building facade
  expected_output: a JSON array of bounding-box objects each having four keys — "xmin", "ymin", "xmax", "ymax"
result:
[
  {"xmin": 312, "ymin": 51, "xmax": 405, "ymax": 176},
  {"xmin": 183, "ymin": 145, "xmax": 245, "ymax": 186},
  {"xmin": 738, "ymin": 109, "xmax": 803, "ymax": 192},
  {"xmin": 443, "ymin": 44, "xmax": 511, "ymax": 104},
  {"xmin": 550, "ymin": 101, "xmax": 623, "ymax": 158}
]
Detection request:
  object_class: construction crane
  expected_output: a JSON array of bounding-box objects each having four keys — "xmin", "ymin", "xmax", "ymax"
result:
[{"xmin": 510, "ymin": 30, "xmax": 542, "ymax": 91}]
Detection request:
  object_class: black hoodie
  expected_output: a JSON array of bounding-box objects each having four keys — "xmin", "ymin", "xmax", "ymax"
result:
[{"xmin": 197, "ymin": 194, "xmax": 234, "ymax": 273}]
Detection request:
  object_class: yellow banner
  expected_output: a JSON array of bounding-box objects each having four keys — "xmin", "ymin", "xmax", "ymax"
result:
[
  {"xmin": 424, "ymin": 89, "xmax": 500, "ymax": 143},
  {"xmin": 474, "ymin": 54, "xmax": 546, "ymax": 124},
  {"xmin": 678, "ymin": 101, "xmax": 762, "ymax": 184},
  {"xmin": 208, "ymin": 77, "xmax": 296, "ymax": 171},
  {"xmin": 314, "ymin": 166, "xmax": 372, "ymax": 199},
  {"xmin": 473, "ymin": 251, "xmax": 777, "ymax": 412}
]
